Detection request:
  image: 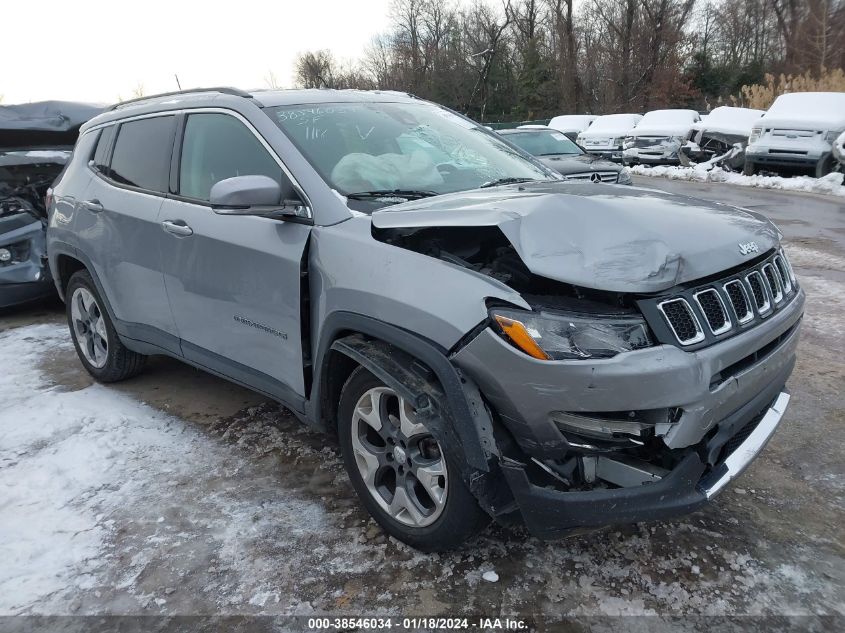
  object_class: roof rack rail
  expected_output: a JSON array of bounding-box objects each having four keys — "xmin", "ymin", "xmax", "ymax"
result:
[{"xmin": 108, "ymin": 87, "xmax": 253, "ymax": 111}]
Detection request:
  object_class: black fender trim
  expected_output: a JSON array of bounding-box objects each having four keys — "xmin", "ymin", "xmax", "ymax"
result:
[
  {"xmin": 308, "ymin": 311, "xmax": 496, "ymax": 473},
  {"xmin": 326, "ymin": 331, "xmax": 520, "ymax": 518},
  {"xmin": 46, "ymin": 240, "xmax": 80, "ymax": 298}
]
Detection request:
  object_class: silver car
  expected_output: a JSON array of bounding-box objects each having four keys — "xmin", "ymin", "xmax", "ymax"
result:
[{"xmin": 47, "ymin": 88, "xmax": 804, "ymax": 551}]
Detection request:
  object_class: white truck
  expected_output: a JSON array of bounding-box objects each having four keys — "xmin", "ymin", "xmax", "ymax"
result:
[{"xmin": 744, "ymin": 92, "xmax": 845, "ymax": 177}]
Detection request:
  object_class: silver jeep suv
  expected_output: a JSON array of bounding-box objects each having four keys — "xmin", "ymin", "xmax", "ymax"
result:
[{"xmin": 47, "ymin": 88, "xmax": 804, "ymax": 551}]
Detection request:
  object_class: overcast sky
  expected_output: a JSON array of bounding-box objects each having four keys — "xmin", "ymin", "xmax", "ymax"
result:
[{"xmin": 1, "ymin": 0, "xmax": 392, "ymax": 105}]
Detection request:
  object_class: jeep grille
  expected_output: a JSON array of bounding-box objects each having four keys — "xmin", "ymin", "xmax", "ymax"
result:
[{"xmin": 646, "ymin": 249, "xmax": 799, "ymax": 347}]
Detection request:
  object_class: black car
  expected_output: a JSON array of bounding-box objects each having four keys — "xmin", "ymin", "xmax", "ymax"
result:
[
  {"xmin": 0, "ymin": 101, "xmax": 101, "ymax": 308},
  {"xmin": 498, "ymin": 127, "xmax": 631, "ymax": 184}
]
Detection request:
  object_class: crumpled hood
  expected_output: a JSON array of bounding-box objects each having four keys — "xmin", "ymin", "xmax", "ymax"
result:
[
  {"xmin": 536, "ymin": 153, "xmax": 621, "ymax": 175},
  {"xmin": 371, "ymin": 181, "xmax": 780, "ymax": 293}
]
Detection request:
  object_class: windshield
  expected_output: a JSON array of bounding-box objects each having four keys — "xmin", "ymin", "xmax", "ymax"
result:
[
  {"xmin": 503, "ymin": 130, "xmax": 584, "ymax": 156},
  {"xmin": 268, "ymin": 102, "xmax": 553, "ymax": 203}
]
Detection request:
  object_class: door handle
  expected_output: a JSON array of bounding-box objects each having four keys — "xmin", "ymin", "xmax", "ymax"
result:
[
  {"xmin": 161, "ymin": 220, "xmax": 194, "ymax": 237},
  {"xmin": 82, "ymin": 199, "xmax": 104, "ymax": 213}
]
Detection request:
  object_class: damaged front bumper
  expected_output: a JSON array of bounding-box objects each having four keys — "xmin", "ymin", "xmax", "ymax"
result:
[
  {"xmin": 451, "ymin": 286, "xmax": 803, "ymax": 537},
  {"xmin": 622, "ymin": 137, "xmax": 684, "ymax": 165},
  {"xmin": 0, "ymin": 213, "xmax": 52, "ymax": 308},
  {"xmin": 500, "ymin": 391, "xmax": 789, "ymax": 538}
]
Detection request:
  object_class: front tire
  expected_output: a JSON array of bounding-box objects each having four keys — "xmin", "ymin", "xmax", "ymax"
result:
[
  {"xmin": 814, "ymin": 155, "xmax": 834, "ymax": 178},
  {"xmin": 338, "ymin": 367, "xmax": 490, "ymax": 551},
  {"xmin": 66, "ymin": 270, "xmax": 146, "ymax": 382},
  {"xmin": 743, "ymin": 160, "xmax": 757, "ymax": 176}
]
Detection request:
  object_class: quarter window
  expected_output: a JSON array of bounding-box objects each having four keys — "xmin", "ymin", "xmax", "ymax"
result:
[
  {"xmin": 92, "ymin": 125, "xmax": 114, "ymax": 174},
  {"xmin": 109, "ymin": 116, "xmax": 176, "ymax": 192},
  {"xmin": 179, "ymin": 113, "xmax": 282, "ymax": 202}
]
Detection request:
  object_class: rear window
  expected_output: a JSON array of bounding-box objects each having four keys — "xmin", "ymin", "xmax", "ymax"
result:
[{"xmin": 109, "ymin": 116, "xmax": 176, "ymax": 192}]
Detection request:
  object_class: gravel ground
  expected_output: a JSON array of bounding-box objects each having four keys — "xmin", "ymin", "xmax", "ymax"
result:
[{"xmin": 0, "ymin": 180, "xmax": 843, "ymax": 629}]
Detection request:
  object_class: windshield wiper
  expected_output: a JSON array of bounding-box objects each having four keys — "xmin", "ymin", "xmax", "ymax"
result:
[
  {"xmin": 345, "ymin": 189, "xmax": 439, "ymax": 201},
  {"xmin": 479, "ymin": 177, "xmax": 540, "ymax": 188}
]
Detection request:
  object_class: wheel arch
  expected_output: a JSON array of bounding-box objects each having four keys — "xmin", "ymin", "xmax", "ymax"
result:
[
  {"xmin": 307, "ymin": 312, "xmax": 496, "ymax": 474},
  {"xmin": 49, "ymin": 246, "xmax": 119, "ymax": 326},
  {"xmin": 54, "ymin": 253, "xmax": 87, "ymax": 299}
]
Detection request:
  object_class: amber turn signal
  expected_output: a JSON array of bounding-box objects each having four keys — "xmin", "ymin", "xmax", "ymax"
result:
[{"xmin": 493, "ymin": 314, "xmax": 551, "ymax": 360}]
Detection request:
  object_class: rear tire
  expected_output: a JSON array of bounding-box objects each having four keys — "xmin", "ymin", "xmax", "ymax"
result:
[
  {"xmin": 66, "ymin": 270, "xmax": 146, "ymax": 382},
  {"xmin": 338, "ymin": 367, "xmax": 490, "ymax": 551}
]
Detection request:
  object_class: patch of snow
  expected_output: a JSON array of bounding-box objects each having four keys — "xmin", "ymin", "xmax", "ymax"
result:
[
  {"xmin": 0, "ymin": 323, "xmax": 324, "ymax": 615},
  {"xmin": 482, "ymin": 570, "xmax": 499, "ymax": 583},
  {"xmin": 693, "ymin": 106, "xmax": 764, "ymax": 137},
  {"xmin": 631, "ymin": 109, "xmax": 700, "ymax": 136},
  {"xmin": 548, "ymin": 115, "xmax": 596, "ymax": 134},
  {"xmin": 632, "ymin": 164, "xmax": 845, "ymax": 198},
  {"xmin": 580, "ymin": 113, "xmax": 642, "ymax": 136},
  {"xmin": 762, "ymin": 92, "xmax": 845, "ymax": 129}
]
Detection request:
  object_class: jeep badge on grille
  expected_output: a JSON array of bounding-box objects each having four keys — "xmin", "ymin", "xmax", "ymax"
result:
[{"xmin": 739, "ymin": 241, "xmax": 759, "ymax": 255}]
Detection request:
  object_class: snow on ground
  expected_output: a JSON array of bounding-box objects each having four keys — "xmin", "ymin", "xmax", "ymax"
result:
[
  {"xmin": 0, "ymin": 324, "xmax": 325, "ymax": 615},
  {"xmin": 1, "ymin": 283, "xmax": 843, "ymax": 617},
  {"xmin": 631, "ymin": 165, "xmax": 845, "ymax": 198}
]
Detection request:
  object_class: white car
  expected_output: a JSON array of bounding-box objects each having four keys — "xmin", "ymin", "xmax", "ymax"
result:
[
  {"xmin": 576, "ymin": 113, "xmax": 642, "ymax": 162},
  {"xmin": 682, "ymin": 106, "xmax": 764, "ymax": 170},
  {"xmin": 745, "ymin": 92, "xmax": 845, "ymax": 177},
  {"xmin": 834, "ymin": 130, "xmax": 845, "ymax": 171},
  {"xmin": 622, "ymin": 109, "xmax": 701, "ymax": 165},
  {"xmin": 546, "ymin": 115, "xmax": 597, "ymax": 141}
]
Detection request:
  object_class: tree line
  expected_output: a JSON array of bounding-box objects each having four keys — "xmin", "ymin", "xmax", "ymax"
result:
[{"xmin": 292, "ymin": 0, "xmax": 845, "ymax": 122}]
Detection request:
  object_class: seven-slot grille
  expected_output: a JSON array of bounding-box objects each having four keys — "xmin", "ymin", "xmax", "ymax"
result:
[{"xmin": 652, "ymin": 249, "xmax": 799, "ymax": 347}]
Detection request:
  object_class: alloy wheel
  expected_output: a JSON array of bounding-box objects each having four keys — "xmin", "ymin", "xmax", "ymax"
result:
[
  {"xmin": 350, "ymin": 386, "xmax": 448, "ymax": 527},
  {"xmin": 70, "ymin": 287, "xmax": 108, "ymax": 368}
]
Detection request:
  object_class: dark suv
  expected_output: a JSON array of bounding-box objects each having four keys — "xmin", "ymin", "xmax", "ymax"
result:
[{"xmin": 47, "ymin": 88, "xmax": 804, "ymax": 551}]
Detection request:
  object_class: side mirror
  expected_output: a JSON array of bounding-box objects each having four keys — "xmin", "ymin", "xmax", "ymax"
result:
[{"xmin": 210, "ymin": 175, "xmax": 282, "ymax": 207}]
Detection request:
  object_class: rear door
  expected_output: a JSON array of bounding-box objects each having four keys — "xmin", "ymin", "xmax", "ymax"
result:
[
  {"xmin": 75, "ymin": 115, "xmax": 180, "ymax": 348},
  {"xmin": 158, "ymin": 110, "xmax": 311, "ymax": 401}
]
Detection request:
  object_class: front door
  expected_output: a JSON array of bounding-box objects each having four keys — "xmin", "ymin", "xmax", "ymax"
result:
[{"xmin": 158, "ymin": 111, "xmax": 310, "ymax": 401}]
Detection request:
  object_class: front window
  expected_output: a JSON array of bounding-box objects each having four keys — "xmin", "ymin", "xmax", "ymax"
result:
[
  {"xmin": 179, "ymin": 113, "xmax": 282, "ymax": 202},
  {"xmin": 504, "ymin": 130, "xmax": 584, "ymax": 157},
  {"xmin": 268, "ymin": 102, "xmax": 553, "ymax": 208}
]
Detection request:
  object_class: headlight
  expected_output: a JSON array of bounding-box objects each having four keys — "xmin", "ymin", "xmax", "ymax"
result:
[
  {"xmin": 491, "ymin": 308, "xmax": 653, "ymax": 360},
  {"xmin": 576, "ymin": 135, "xmax": 584, "ymax": 144},
  {"xmin": 623, "ymin": 136, "xmax": 635, "ymax": 149},
  {"xmin": 749, "ymin": 127, "xmax": 763, "ymax": 144},
  {"xmin": 613, "ymin": 137, "xmax": 625, "ymax": 146},
  {"xmin": 824, "ymin": 130, "xmax": 842, "ymax": 143},
  {"xmin": 616, "ymin": 168, "xmax": 632, "ymax": 185}
]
